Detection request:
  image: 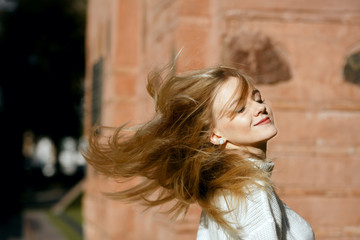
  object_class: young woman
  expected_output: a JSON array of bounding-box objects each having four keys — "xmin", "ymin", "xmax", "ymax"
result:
[{"xmin": 84, "ymin": 62, "xmax": 315, "ymax": 239}]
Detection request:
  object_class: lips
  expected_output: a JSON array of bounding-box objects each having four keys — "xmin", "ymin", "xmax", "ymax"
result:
[{"xmin": 254, "ymin": 117, "xmax": 271, "ymax": 126}]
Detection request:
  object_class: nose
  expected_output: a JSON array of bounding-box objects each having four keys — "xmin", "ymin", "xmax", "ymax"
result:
[{"xmin": 254, "ymin": 102, "xmax": 266, "ymax": 116}]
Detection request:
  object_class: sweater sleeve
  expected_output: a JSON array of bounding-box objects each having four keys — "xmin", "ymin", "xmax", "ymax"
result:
[
  {"xmin": 196, "ymin": 187, "xmax": 281, "ymax": 240},
  {"xmin": 220, "ymin": 186, "xmax": 282, "ymax": 240},
  {"xmin": 197, "ymin": 186, "xmax": 314, "ymax": 240}
]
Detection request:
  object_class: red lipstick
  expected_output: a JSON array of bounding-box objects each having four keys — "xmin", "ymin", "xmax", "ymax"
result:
[{"xmin": 254, "ymin": 117, "xmax": 271, "ymax": 126}]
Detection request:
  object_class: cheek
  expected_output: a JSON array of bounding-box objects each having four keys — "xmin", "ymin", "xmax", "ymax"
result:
[{"xmin": 218, "ymin": 117, "xmax": 251, "ymax": 137}]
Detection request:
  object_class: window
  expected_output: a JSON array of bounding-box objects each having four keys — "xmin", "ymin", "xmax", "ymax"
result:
[
  {"xmin": 344, "ymin": 51, "xmax": 360, "ymax": 85},
  {"xmin": 92, "ymin": 58, "xmax": 103, "ymax": 125}
]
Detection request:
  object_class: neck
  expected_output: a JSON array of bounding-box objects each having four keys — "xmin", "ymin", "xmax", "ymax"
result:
[{"xmin": 225, "ymin": 142, "xmax": 267, "ymax": 160}]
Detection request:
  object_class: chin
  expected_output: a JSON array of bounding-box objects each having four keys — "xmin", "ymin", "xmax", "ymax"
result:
[
  {"xmin": 272, "ymin": 128, "xmax": 278, "ymax": 137},
  {"xmin": 268, "ymin": 129, "xmax": 278, "ymax": 140},
  {"xmin": 262, "ymin": 129, "xmax": 278, "ymax": 143}
]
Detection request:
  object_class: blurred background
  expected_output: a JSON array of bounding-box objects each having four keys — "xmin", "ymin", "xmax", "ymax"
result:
[
  {"xmin": 0, "ymin": 0, "xmax": 86, "ymax": 239},
  {"xmin": 1, "ymin": 0, "xmax": 360, "ymax": 240}
]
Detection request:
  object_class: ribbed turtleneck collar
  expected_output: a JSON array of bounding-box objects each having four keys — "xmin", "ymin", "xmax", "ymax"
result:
[{"xmin": 248, "ymin": 158, "xmax": 274, "ymax": 173}]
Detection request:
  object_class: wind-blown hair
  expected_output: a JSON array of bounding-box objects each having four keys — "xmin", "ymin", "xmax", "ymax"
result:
[{"xmin": 83, "ymin": 62, "xmax": 273, "ymax": 232}]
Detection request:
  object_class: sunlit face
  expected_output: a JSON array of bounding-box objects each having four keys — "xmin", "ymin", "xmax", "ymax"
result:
[{"xmin": 210, "ymin": 77, "xmax": 277, "ymax": 150}]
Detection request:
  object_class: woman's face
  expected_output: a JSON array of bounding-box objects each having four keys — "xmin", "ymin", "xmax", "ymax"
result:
[{"xmin": 211, "ymin": 77, "xmax": 277, "ymax": 150}]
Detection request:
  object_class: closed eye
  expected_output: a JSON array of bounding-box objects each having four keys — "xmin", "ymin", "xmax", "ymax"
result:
[
  {"xmin": 237, "ymin": 107, "xmax": 245, "ymax": 113},
  {"xmin": 253, "ymin": 90, "xmax": 265, "ymax": 104}
]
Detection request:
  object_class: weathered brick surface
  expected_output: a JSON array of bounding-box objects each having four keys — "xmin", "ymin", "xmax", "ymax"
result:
[
  {"xmin": 84, "ymin": 0, "xmax": 360, "ymax": 239},
  {"xmin": 179, "ymin": 0, "xmax": 210, "ymax": 17},
  {"xmin": 222, "ymin": 0, "xmax": 360, "ymax": 12},
  {"xmin": 271, "ymin": 155, "xmax": 360, "ymax": 189},
  {"xmin": 113, "ymin": 71, "xmax": 137, "ymax": 96},
  {"xmin": 175, "ymin": 25, "xmax": 210, "ymax": 71},
  {"xmin": 282, "ymin": 196, "xmax": 360, "ymax": 239},
  {"xmin": 114, "ymin": 0, "xmax": 139, "ymax": 67}
]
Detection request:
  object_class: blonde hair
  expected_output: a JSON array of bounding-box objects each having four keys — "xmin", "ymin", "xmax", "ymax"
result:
[{"xmin": 83, "ymin": 62, "xmax": 272, "ymax": 232}]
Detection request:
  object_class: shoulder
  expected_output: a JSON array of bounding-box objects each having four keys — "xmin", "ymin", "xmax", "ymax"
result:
[
  {"xmin": 221, "ymin": 186, "xmax": 281, "ymax": 235},
  {"xmin": 197, "ymin": 187, "xmax": 281, "ymax": 239}
]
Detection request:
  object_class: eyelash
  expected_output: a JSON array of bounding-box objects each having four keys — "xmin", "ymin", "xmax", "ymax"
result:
[
  {"xmin": 237, "ymin": 107, "xmax": 245, "ymax": 113},
  {"xmin": 236, "ymin": 98, "xmax": 265, "ymax": 113}
]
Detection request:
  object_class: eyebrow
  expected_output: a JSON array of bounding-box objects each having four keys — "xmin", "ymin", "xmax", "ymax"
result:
[{"xmin": 252, "ymin": 89, "xmax": 260, "ymax": 98}]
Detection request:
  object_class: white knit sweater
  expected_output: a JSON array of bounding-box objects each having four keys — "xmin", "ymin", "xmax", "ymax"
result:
[{"xmin": 196, "ymin": 160, "xmax": 315, "ymax": 240}]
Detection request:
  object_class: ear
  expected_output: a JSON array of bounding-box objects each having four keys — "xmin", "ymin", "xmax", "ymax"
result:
[{"xmin": 210, "ymin": 131, "xmax": 225, "ymax": 145}]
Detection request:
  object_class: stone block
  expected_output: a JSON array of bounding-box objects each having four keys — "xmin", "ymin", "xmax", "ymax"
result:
[
  {"xmin": 113, "ymin": 71, "xmax": 137, "ymax": 96},
  {"xmin": 179, "ymin": 0, "xmax": 210, "ymax": 17},
  {"xmin": 175, "ymin": 25, "xmax": 210, "ymax": 71},
  {"xmin": 271, "ymin": 155, "xmax": 360, "ymax": 191},
  {"xmin": 101, "ymin": 98, "xmax": 136, "ymax": 127},
  {"xmin": 222, "ymin": 0, "xmax": 360, "ymax": 12},
  {"xmin": 114, "ymin": 0, "xmax": 139, "ymax": 67},
  {"xmin": 269, "ymin": 110, "xmax": 360, "ymax": 147},
  {"xmin": 281, "ymin": 196, "xmax": 360, "ymax": 239}
]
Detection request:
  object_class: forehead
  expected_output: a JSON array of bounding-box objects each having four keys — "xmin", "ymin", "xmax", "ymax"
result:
[
  {"xmin": 212, "ymin": 76, "xmax": 252, "ymax": 112},
  {"xmin": 216, "ymin": 77, "xmax": 242, "ymax": 99}
]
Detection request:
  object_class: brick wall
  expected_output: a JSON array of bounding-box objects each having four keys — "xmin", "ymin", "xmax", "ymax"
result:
[{"xmin": 83, "ymin": 0, "xmax": 360, "ymax": 239}]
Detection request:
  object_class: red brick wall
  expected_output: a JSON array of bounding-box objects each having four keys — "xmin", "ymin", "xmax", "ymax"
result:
[{"xmin": 83, "ymin": 0, "xmax": 360, "ymax": 239}]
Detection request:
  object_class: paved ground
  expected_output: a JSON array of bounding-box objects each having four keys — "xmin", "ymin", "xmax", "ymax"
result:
[
  {"xmin": 0, "ymin": 209, "xmax": 67, "ymax": 240},
  {"xmin": 23, "ymin": 210, "xmax": 66, "ymax": 240},
  {"xmin": 1, "ymin": 170, "xmax": 84, "ymax": 240}
]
